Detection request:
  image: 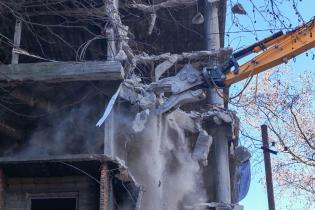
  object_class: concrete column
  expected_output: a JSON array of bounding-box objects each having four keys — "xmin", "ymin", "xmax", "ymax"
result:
[
  {"xmin": 204, "ymin": 0, "xmax": 231, "ymax": 205},
  {"xmin": 100, "ymin": 163, "xmax": 109, "ymax": 210},
  {"xmin": 0, "ymin": 168, "xmax": 5, "ymax": 210},
  {"xmin": 204, "ymin": 0, "xmax": 224, "ymax": 106},
  {"xmin": 214, "ymin": 127, "xmax": 231, "ymax": 203}
]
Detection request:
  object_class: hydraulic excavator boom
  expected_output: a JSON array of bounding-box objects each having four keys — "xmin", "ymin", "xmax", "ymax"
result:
[
  {"xmin": 150, "ymin": 18, "xmax": 315, "ymax": 113},
  {"xmin": 224, "ymin": 18, "xmax": 315, "ymax": 85}
]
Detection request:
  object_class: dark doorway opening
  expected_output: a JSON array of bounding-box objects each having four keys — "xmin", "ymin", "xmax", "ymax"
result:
[{"xmin": 31, "ymin": 198, "xmax": 77, "ymax": 210}]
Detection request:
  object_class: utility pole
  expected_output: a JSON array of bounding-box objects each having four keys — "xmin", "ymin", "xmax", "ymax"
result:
[
  {"xmin": 204, "ymin": 0, "xmax": 231, "ymax": 205},
  {"xmin": 261, "ymin": 125, "xmax": 276, "ymax": 210}
]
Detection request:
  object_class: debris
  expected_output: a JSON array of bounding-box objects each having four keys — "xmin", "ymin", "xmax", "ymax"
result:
[
  {"xmin": 190, "ymin": 107, "xmax": 235, "ymax": 124},
  {"xmin": 119, "ymin": 79, "xmax": 156, "ymax": 109},
  {"xmin": 135, "ymin": 185, "xmax": 144, "ymax": 210},
  {"xmin": 155, "ymin": 54, "xmax": 179, "ymax": 81},
  {"xmin": 157, "ymin": 89, "xmax": 206, "ymax": 114},
  {"xmin": 192, "ymin": 130, "xmax": 213, "ymax": 166},
  {"xmin": 148, "ymin": 13, "xmax": 157, "ymax": 35},
  {"xmin": 192, "ymin": 12, "xmax": 204, "ymax": 24},
  {"xmin": 132, "ymin": 109, "xmax": 150, "ymax": 132},
  {"xmin": 115, "ymin": 49, "xmax": 127, "ymax": 61},
  {"xmin": 128, "ymin": 0, "xmax": 197, "ymax": 13},
  {"xmin": 149, "ymin": 64, "xmax": 204, "ymax": 95},
  {"xmin": 233, "ymin": 146, "xmax": 251, "ymax": 165},
  {"xmin": 115, "ymin": 169, "xmax": 134, "ymax": 182},
  {"xmin": 184, "ymin": 201, "xmax": 231, "ymax": 209},
  {"xmin": 171, "ymin": 109, "xmax": 199, "ymax": 133},
  {"xmin": 231, "ymin": 3, "xmax": 247, "ymax": 15}
]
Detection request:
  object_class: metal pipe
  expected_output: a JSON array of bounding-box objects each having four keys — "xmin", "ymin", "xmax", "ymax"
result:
[{"xmin": 261, "ymin": 125, "xmax": 276, "ymax": 210}]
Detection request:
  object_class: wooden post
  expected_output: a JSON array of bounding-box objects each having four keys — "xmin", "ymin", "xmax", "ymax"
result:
[
  {"xmin": 100, "ymin": 163, "xmax": 109, "ymax": 210},
  {"xmin": 261, "ymin": 125, "xmax": 276, "ymax": 210},
  {"xmin": 11, "ymin": 19, "xmax": 22, "ymax": 64},
  {"xmin": 0, "ymin": 168, "xmax": 5, "ymax": 210}
]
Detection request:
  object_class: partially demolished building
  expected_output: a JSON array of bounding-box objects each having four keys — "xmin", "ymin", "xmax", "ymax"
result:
[{"xmin": 0, "ymin": 1, "xmax": 250, "ymax": 210}]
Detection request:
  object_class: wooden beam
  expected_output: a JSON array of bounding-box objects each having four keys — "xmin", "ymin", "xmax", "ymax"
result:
[{"xmin": 0, "ymin": 61, "xmax": 124, "ymax": 83}]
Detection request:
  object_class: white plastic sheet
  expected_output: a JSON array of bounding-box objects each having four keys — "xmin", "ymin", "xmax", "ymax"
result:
[{"xmin": 96, "ymin": 85, "xmax": 121, "ymax": 127}]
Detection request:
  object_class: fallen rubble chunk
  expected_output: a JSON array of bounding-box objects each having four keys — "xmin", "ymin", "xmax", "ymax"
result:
[
  {"xmin": 171, "ymin": 109, "xmax": 199, "ymax": 133},
  {"xmin": 190, "ymin": 107, "xmax": 235, "ymax": 124},
  {"xmin": 155, "ymin": 54, "xmax": 179, "ymax": 80},
  {"xmin": 119, "ymin": 78, "xmax": 156, "ymax": 109},
  {"xmin": 233, "ymin": 146, "xmax": 251, "ymax": 165},
  {"xmin": 192, "ymin": 130, "xmax": 213, "ymax": 166},
  {"xmin": 231, "ymin": 3, "xmax": 247, "ymax": 15},
  {"xmin": 149, "ymin": 64, "xmax": 204, "ymax": 94},
  {"xmin": 132, "ymin": 109, "xmax": 150, "ymax": 132},
  {"xmin": 156, "ymin": 89, "xmax": 206, "ymax": 114}
]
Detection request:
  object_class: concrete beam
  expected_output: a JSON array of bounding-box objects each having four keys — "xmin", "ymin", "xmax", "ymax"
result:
[{"xmin": 0, "ymin": 61, "xmax": 123, "ymax": 83}]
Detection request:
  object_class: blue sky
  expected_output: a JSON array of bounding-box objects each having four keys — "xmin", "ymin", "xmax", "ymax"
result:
[{"xmin": 224, "ymin": 1, "xmax": 314, "ymax": 210}]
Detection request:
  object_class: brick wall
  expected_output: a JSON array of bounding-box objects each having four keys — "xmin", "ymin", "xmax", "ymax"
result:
[{"xmin": 4, "ymin": 176, "xmax": 99, "ymax": 210}]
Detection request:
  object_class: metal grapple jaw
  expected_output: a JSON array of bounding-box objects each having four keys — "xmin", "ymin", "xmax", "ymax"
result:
[{"xmin": 202, "ymin": 55, "xmax": 239, "ymax": 88}]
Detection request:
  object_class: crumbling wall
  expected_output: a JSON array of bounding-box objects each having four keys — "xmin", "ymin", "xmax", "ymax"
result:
[
  {"xmin": 101, "ymin": 99, "xmax": 241, "ymax": 210},
  {"xmin": 110, "ymin": 108, "xmax": 205, "ymax": 210}
]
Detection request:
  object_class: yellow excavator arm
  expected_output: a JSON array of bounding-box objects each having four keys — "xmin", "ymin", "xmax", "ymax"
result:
[
  {"xmin": 224, "ymin": 19, "xmax": 315, "ymax": 85},
  {"xmin": 152, "ymin": 19, "xmax": 315, "ymax": 113}
]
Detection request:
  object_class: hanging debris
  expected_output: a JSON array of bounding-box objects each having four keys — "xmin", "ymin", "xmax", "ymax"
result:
[{"xmin": 231, "ymin": 3, "xmax": 247, "ymax": 15}]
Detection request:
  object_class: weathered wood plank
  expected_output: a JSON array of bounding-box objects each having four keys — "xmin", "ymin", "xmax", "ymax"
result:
[{"xmin": 0, "ymin": 61, "xmax": 124, "ymax": 83}]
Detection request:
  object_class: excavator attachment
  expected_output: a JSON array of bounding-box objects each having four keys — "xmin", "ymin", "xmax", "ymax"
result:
[{"xmin": 224, "ymin": 18, "xmax": 315, "ymax": 85}]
